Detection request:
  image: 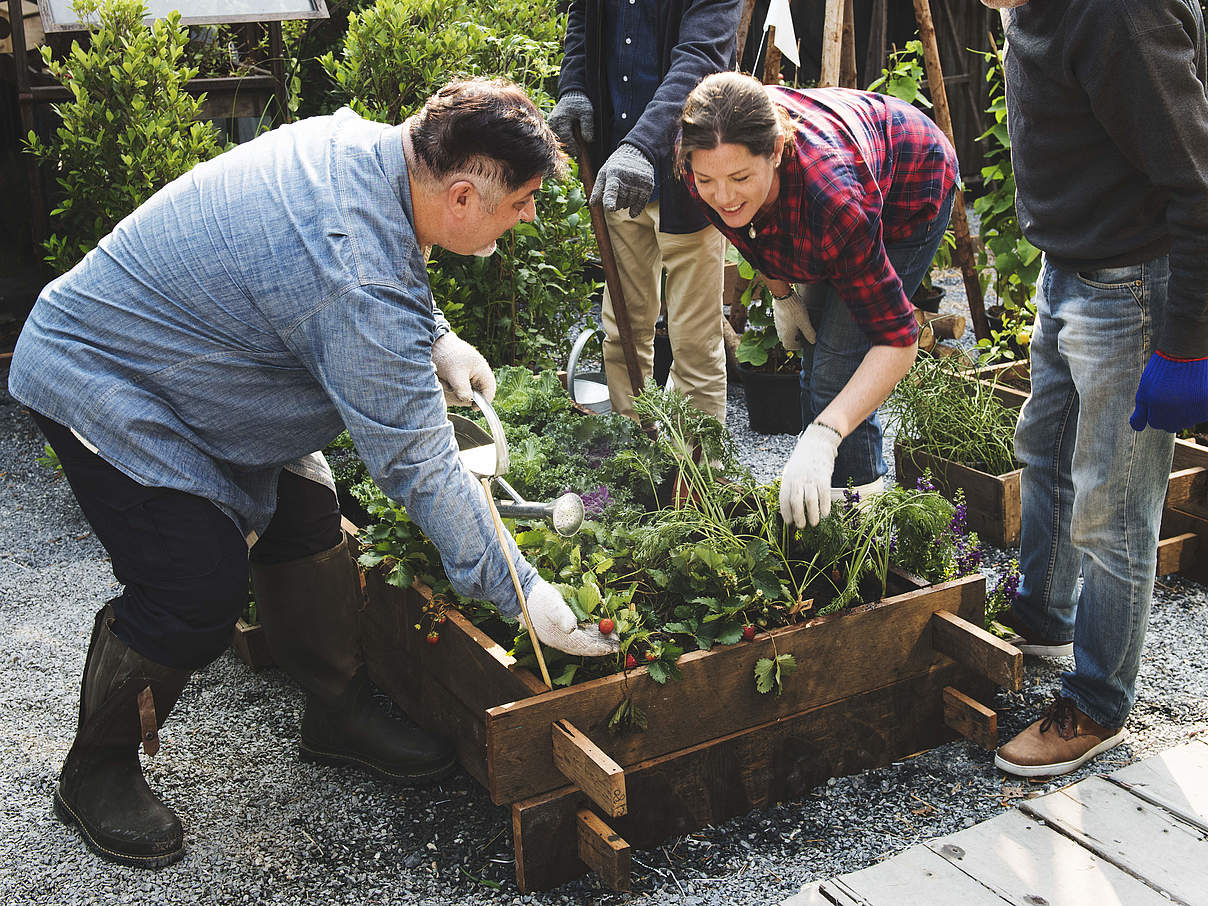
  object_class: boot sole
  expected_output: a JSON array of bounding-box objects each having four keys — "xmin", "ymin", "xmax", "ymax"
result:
[
  {"xmin": 994, "ymin": 727, "xmax": 1128, "ymax": 778},
  {"xmin": 1004, "ymin": 633, "xmax": 1074, "ymax": 658},
  {"xmin": 298, "ymin": 742, "xmax": 457, "ymax": 785},
  {"xmin": 53, "ymin": 790, "xmax": 184, "ymax": 869}
]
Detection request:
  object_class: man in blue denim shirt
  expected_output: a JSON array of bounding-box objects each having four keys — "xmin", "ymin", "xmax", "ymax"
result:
[
  {"xmin": 9, "ymin": 78, "xmax": 617, "ymax": 868},
  {"xmin": 982, "ymin": 0, "xmax": 1208, "ymax": 777}
]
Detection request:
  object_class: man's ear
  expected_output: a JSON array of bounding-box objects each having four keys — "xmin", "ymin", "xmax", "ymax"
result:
[{"xmin": 447, "ymin": 179, "xmax": 476, "ymax": 220}]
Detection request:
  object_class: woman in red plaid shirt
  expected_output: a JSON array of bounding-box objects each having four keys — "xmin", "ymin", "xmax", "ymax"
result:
[{"xmin": 677, "ymin": 71, "xmax": 958, "ymax": 528}]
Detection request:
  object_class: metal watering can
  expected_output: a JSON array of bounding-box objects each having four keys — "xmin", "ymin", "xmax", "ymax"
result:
[
  {"xmin": 566, "ymin": 327, "xmax": 611, "ymax": 414},
  {"xmin": 448, "ymin": 391, "xmax": 585, "ymax": 536}
]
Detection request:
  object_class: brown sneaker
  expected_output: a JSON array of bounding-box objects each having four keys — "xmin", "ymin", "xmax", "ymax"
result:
[
  {"xmin": 997, "ymin": 606, "xmax": 1073, "ymax": 658},
  {"xmin": 995, "ymin": 695, "xmax": 1127, "ymax": 777}
]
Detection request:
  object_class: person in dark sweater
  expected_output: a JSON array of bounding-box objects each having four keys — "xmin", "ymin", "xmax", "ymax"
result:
[
  {"xmin": 984, "ymin": 0, "xmax": 1208, "ymax": 777},
  {"xmin": 547, "ymin": 0, "xmax": 741, "ymax": 421}
]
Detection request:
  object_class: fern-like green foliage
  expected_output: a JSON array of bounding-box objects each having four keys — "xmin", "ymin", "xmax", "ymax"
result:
[{"xmin": 24, "ymin": 0, "xmax": 224, "ymax": 274}]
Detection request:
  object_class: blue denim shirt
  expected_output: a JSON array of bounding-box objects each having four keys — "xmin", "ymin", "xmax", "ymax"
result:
[
  {"xmin": 603, "ymin": 0, "xmax": 661, "ymax": 203},
  {"xmin": 9, "ymin": 108, "xmax": 537, "ymax": 616}
]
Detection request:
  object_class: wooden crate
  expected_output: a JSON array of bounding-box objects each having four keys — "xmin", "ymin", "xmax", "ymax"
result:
[
  {"xmin": 894, "ymin": 440, "xmax": 1022, "ymax": 547},
  {"xmin": 359, "ymin": 566, "xmax": 1017, "ymax": 891},
  {"xmin": 230, "ymin": 618, "xmax": 273, "ymax": 670}
]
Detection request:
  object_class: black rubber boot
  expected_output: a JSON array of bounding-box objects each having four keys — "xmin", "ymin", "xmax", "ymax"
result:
[
  {"xmin": 251, "ymin": 535, "xmax": 455, "ymax": 783},
  {"xmin": 54, "ymin": 605, "xmax": 190, "ymax": 868}
]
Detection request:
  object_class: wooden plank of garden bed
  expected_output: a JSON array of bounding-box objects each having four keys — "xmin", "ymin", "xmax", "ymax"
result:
[
  {"xmin": 1169, "ymin": 439, "xmax": 1208, "ymax": 518},
  {"xmin": 361, "ymin": 568, "xmax": 543, "ymax": 715},
  {"xmin": 511, "ymin": 660, "xmax": 991, "ymax": 891},
  {"xmin": 486, "ymin": 574, "xmax": 986, "ymax": 806},
  {"xmin": 894, "ymin": 442, "xmax": 1022, "ymax": 547},
  {"xmin": 1159, "ymin": 507, "xmax": 1208, "ymax": 584}
]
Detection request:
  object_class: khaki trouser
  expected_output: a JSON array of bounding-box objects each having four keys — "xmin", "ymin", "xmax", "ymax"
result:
[{"xmin": 601, "ymin": 201, "xmax": 727, "ymax": 421}]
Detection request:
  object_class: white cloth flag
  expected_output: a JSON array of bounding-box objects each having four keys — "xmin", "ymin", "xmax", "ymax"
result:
[{"xmin": 763, "ymin": 0, "xmax": 800, "ymax": 68}]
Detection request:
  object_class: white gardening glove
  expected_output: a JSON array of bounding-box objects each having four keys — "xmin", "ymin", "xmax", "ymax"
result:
[
  {"xmin": 431, "ymin": 331, "xmax": 496, "ymax": 407},
  {"xmin": 772, "ymin": 285, "xmax": 816, "ymax": 350},
  {"xmin": 522, "ymin": 580, "xmax": 620, "ymax": 657},
  {"xmin": 780, "ymin": 422, "xmax": 843, "ymax": 528}
]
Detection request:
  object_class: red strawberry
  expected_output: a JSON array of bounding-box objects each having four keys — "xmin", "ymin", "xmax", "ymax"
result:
[
  {"xmin": 598, "ymin": 618, "xmax": 615, "ymax": 635},
  {"xmin": 425, "ymin": 631, "xmax": 440, "ymax": 645},
  {"xmin": 644, "ymin": 650, "xmax": 657, "ymax": 662},
  {"xmin": 624, "ymin": 653, "xmax": 638, "ymax": 669},
  {"xmin": 742, "ymin": 624, "xmax": 756, "ymax": 641}
]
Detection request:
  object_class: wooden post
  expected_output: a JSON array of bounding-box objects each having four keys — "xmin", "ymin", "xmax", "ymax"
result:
[
  {"xmin": 576, "ymin": 809, "xmax": 631, "ymax": 891},
  {"xmin": 820, "ymin": 0, "xmax": 845, "ymax": 87},
  {"xmin": 552, "ymin": 720, "xmax": 627, "ymax": 818},
  {"xmin": 913, "ymin": 0, "xmax": 991, "ymax": 342},
  {"xmin": 574, "ymin": 129, "xmax": 644, "ymax": 399},
  {"xmin": 763, "ymin": 25, "xmax": 781, "ymax": 84},
  {"xmin": 735, "ymin": 0, "xmax": 759, "ymax": 71},
  {"xmin": 839, "ymin": 0, "xmax": 858, "ymax": 88}
]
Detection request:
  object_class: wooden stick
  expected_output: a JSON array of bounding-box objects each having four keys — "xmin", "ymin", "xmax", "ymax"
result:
[
  {"xmin": 735, "ymin": 0, "xmax": 759, "ymax": 71},
  {"xmin": 574, "ymin": 128, "xmax": 644, "ymax": 400},
  {"xmin": 913, "ymin": 0, "xmax": 991, "ymax": 342},
  {"xmin": 820, "ymin": 0, "xmax": 845, "ymax": 87},
  {"xmin": 839, "ymin": 0, "xmax": 858, "ymax": 88},
  {"xmin": 480, "ymin": 477, "xmax": 553, "ymax": 689}
]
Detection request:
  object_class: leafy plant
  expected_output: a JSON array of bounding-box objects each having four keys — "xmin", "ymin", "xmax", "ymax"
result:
[
  {"xmin": 973, "ymin": 38, "xmax": 1040, "ymax": 358},
  {"xmin": 883, "ymin": 352, "xmax": 1019, "ymax": 475},
  {"xmin": 320, "ymin": 0, "xmax": 598, "ymax": 367},
  {"xmin": 347, "ymin": 370, "xmax": 984, "ymax": 698},
  {"xmin": 867, "ymin": 39, "xmax": 932, "ymax": 108},
  {"xmin": 36, "ymin": 443, "xmax": 62, "ymax": 476},
  {"xmin": 24, "ymin": 0, "xmax": 224, "ymax": 273},
  {"xmin": 729, "ymin": 246, "xmax": 799, "ymax": 375}
]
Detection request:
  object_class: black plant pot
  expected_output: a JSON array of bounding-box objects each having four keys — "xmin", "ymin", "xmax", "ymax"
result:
[
  {"xmin": 738, "ymin": 363, "xmax": 803, "ymax": 435},
  {"xmin": 912, "ymin": 283, "xmax": 945, "ymax": 313}
]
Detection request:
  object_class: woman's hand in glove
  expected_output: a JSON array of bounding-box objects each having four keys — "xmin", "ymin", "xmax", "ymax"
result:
[
  {"xmin": 522, "ymin": 580, "xmax": 620, "ymax": 657},
  {"xmin": 779, "ymin": 422, "xmax": 842, "ymax": 528}
]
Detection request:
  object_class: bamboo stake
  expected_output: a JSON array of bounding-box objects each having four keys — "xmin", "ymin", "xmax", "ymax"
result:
[
  {"xmin": 480, "ymin": 477, "xmax": 553, "ymax": 689},
  {"xmin": 913, "ymin": 0, "xmax": 991, "ymax": 341}
]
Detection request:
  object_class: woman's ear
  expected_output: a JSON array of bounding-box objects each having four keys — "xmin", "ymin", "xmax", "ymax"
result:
[{"xmin": 772, "ymin": 133, "xmax": 786, "ymax": 163}]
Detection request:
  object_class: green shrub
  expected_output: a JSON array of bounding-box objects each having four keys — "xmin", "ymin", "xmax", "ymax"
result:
[
  {"xmin": 24, "ymin": 0, "xmax": 224, "ymax": 274},
  {"xmin": 320, "ymin": 0, "xmax": 599, "ymax": 368}
]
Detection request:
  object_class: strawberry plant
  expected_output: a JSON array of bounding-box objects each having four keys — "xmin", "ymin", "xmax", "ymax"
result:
[{"xmin": 349, "ymin": 370, "xmax": 981, "ymax": 697}]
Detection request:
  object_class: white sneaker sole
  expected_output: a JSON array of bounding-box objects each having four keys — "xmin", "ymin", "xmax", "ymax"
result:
[
  {"xmin": 994, "ymin": 727, "xmax": 1128, "ymax": 778},
  {"xmin": 1004, "ymin": 633, "xmax": 1073, "ymax": 658}
]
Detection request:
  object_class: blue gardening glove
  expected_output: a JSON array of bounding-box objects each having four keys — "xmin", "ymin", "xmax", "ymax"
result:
[
  {"xmin": 548, "ymin": 91, "xmax": 594, "ymax": 147},
  {"xmin": 589, "ymin": 143, "xmax": 655, "ymax": 217},
  {"xmin": 1129, "ymin": 351, "xmax": 1208, "ymax": 432}
]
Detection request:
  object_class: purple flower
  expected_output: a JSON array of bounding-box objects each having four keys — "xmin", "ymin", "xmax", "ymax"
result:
[{"xmin": 915, "ymin": 473, "xmax": 936, "ymax": 493}]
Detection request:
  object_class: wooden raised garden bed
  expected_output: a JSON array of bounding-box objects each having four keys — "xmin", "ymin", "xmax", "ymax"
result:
[
  {"xmin": 358, "ymin": 564, "xmax": 1017, "ymax": 891},
  {"xmin": 900, "ymin": 360, "xmax": 1208, "ymax": 572}
]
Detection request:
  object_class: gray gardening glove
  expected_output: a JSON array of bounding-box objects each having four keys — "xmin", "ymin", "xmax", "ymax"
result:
[
  {"xmin": 431, "ymin": 330, "xmax": 496, "ymax": 406},
  {"xmin": 772, "ymin": 284, "xmax": 817, "ymax": 350},
  {"xmin": 522, "ymin": 579, "xmax": 620, "ymax": 657},
  {"xmin": 548, "ymin": 90, "xmax": 594, "ymax": 147},
  {"xmin": 589, "ymin": 143, "xmax": 655, "ymax": 217}
]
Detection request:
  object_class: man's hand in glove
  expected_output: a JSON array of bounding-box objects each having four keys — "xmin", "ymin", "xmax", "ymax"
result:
[
  {"xmin": 431, "ymin": 331, "xmax": 496, "ymax": 406},
  {"xmin": 780, "ymin": 422, "xmax": 843, "ymax": 528},
  {"xmin": 1130, "ymin": 351, "xmax": 1208, "ymax": 433},
  {"xmin": 772, "ymin": 285, "xmax": 817, "ymax": 350},
  {"xmin": 548, "ymin": 91, "xmax": 594, "ymax": 147},
  {"xmin": 589, "ymin": 144, "xmax": 655, "ymax": 217},
  {"xmin": 522, "ymin": 580, "xmax": 620, "ymax": 657}
]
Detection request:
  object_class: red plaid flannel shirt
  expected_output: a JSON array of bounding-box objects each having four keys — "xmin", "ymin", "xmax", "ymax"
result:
[{"xmin": 687, "ymin": 86, "xmax": 959, "ymax": 347}]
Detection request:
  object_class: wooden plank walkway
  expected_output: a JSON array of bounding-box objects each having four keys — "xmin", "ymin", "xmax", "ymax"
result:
[{"xmin": 783, "ymin": 739, "xmax": 1208, "ymax": 906}]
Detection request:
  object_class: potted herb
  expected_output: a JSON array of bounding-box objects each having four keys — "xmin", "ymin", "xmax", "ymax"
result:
[{"xmin": 729, "ymin": 248, "xmax": 802, "ymax": 435}]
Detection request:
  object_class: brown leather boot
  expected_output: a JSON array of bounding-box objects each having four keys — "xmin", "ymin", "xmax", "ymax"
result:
[
  {"xmin": 251, "ymin": 535, "xmax": 455, "ymax": 784},
  {"xmin": 54, "ymin": 604, "xmax": 190, "ymax": 868},
  {"xmin": 995, "ymin": 694, "xmax": 1126, "ymax": 778}
]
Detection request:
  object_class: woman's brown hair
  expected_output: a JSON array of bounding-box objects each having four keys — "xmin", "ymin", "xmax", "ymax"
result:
[{"xmin": 676, "ymin": 71, "xmax": 794, "ymax": 176}]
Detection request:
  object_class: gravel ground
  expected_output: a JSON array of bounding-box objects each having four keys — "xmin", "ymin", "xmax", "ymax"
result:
[{"xmin": 2, "ymin": 277, "xmax": 1206, "ymax": 905}]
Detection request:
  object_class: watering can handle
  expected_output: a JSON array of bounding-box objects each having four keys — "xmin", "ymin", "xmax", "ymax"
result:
[
  {"xmin": 471, "ymin": 391, "xmax": 510, "ymax": 477},
  {"xmin": 566, "ymin": 327, "xmax": 605, "ymax": 408}
]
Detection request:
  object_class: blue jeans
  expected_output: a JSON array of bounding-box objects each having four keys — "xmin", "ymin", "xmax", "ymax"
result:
[
  {"xmin": 1014, "ymin": 257, "xmax": 1175, "ymax": 729},
  {"xmin": 798, "ymin": 191, "xmax": 955, "ymax": 486}
]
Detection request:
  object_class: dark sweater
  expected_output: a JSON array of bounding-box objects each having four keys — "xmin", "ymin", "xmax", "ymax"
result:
[
  {"xmin": 1006, "ymin": 0, "xmax": 1208, "ymax": 359},
  {"xmin": 558, "ymin": 0, "xmax": 740, "ymax": 234}
]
